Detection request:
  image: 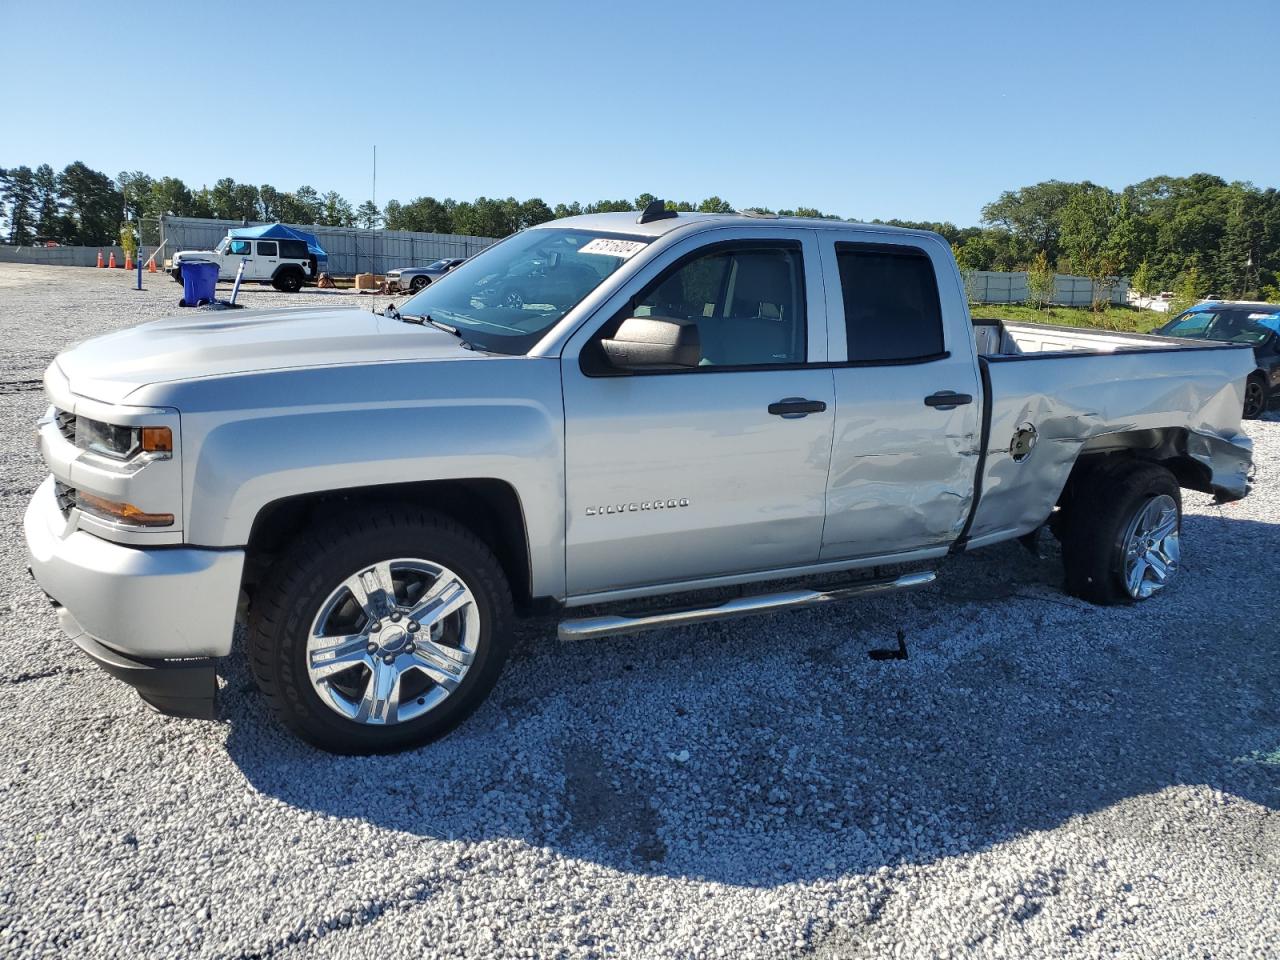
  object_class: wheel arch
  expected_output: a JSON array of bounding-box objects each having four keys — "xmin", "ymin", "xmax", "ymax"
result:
[
  {"xmin": 1059, "ymin": 425, "xmax": 1236, "ymax": 513},
  {"xmin": 243, "ymin": 478, "xmax": 536, "ymax": 611}
]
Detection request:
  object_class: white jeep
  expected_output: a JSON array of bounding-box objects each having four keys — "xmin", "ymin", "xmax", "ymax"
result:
[{"xmin": 171, "ymin": 235, "xmax": 316, "ymax": 292}]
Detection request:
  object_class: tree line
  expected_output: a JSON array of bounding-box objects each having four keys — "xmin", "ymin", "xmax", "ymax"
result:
[{"xmin": 2, "ymin": 160, "xmax": 1278, "ymax": 302}]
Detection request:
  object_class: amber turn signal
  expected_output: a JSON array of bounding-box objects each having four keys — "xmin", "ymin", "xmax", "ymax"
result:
[
  {"xmin": 140, "ymin": 426, "xmax": 173, "ymax": 455},
  {"xmin": 75, "ymin": 491, "xmax": 174, "ymax": 527}
]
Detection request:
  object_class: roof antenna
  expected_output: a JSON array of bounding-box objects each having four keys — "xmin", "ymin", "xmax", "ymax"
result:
[{"xmin": 637, "ymin": 199, "xmax": 678, "ymax": 224}]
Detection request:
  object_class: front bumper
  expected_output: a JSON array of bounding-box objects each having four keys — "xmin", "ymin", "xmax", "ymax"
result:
[{"xmin": 24, "ymin": 476, "xmax": 244, "ymax": 717}]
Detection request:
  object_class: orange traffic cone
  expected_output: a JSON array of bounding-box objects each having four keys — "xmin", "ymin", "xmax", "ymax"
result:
[
  {"xmin": 96, "ymin": 250, "xmax": 104, "ymax": 268},
  {"xmin": 108, "ymin": 251, "xmax": 117, "ymax": 269},
  {"xmin": 125, "ymin": 254, "xmax": 134, "ymax": 270},
  {"xmin": 147, "ymin": 257, "xmax": 157, "ymax": 273}
]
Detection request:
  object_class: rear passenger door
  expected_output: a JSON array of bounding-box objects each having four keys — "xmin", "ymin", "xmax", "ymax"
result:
[
  {"xmin": 819, "ymin": 234, "xmax": 982, "ymax": 560},
  {"xmin": 255, "ymin": 240, "xmax": 279, "ymax": 280}
]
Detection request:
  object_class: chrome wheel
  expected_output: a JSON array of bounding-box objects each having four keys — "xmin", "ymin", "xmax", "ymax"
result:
[
  {"xmin": 306, "ymin": 559, "xmax": 479, "ymax": 725},
  {"xmin": 1121, "ymin": 494, "xmax": 1180, "ymax": 599}
]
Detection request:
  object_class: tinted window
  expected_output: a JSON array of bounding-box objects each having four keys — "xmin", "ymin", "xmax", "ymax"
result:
[
  {"xmin": 228, "ymin": 239, "xmax": 252, "ymax": 256},
  {"xmin": 279, "ymin": 238, "xmax": 308, "ymax": 259},
  {"xmin": 1160, "ymin": 309, "xmax": 1215, "ymax": 338},
  {"xmin": 629, "ymin": 244, "xmax": 805, "ymax": 367},
  {"xmin": 256, "ymin": 240, "xmax": 278, "ymax": 257},
  {"xmin": 836, "ymin": 245, "xmax": 944, "ymax": 362}
]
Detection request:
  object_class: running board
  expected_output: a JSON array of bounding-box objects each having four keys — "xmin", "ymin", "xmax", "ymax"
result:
[{"xmin": 557, "ymin": 570, "xmax": 936, "ymax": 642}]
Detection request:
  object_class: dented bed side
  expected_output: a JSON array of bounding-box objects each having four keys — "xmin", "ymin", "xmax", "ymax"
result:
[{"xmin": 964, "ymin": 323, "xmax": 1254, "ymax": 548}]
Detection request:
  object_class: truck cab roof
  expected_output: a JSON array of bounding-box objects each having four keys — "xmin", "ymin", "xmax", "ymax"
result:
[{"xmin": 548, "ymin": 210, "xmax": 941, "ymax": 243}]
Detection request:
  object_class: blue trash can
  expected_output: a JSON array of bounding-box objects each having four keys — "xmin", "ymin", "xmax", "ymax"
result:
[{"xmin": 180, "ymin": 261, "xmax": 220, "ymax": 306}]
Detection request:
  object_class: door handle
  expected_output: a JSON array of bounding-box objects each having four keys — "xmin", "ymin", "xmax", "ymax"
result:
[
  {"xmin": 924, "ymin": 391, "xmax": 973, "ymax": 409},
  {"xmin": 768, "ymin": 397, "xmax": 827, "ymax": 418}
]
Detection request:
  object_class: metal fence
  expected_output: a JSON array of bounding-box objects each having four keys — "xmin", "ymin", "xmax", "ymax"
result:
[
  {"xmin": 965, "ymin": 270, "xmax": 1129, "ymax": 306},
  {"xmin": 158, "ymin": 216, "xmax": 498, "ymax": 277}
]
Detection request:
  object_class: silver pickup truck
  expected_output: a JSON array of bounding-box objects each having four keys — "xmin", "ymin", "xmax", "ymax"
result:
[{"xmin": 25, "ymin": 208, "xmax": 1254, "ymax": 753}]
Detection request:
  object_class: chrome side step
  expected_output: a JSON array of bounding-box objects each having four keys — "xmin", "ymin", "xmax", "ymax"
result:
[{"xmin": 557, "ymin": 570, "xmax": 936, "ymax": 642}]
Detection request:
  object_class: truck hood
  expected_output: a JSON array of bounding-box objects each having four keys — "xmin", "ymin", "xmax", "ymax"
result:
[{"xmin": 56, "ymin": 307, "xmax": 481, "ymax": 404}]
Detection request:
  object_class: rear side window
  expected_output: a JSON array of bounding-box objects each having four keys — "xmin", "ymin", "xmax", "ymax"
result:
[
  {"xmin": 279, "ymin": 239, "xmax": 308, "ymax": 259},
  {"xmin": 836, "ymin": 244, "xmax": 944, "ymax": 362},
  {"xmin": 256, "ymin": 240, "xmax": 278, "ymax": 257}
]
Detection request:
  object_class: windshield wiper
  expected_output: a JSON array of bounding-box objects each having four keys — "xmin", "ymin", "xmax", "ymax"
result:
[{"xmin": 399, "ymin": 313, "xmax": 476, "ymax": 350}]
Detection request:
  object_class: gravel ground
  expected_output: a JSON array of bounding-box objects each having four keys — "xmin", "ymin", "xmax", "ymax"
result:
[{"xmin": 0, "ymin": 262, "xmax": 1276, "ymax": 959}]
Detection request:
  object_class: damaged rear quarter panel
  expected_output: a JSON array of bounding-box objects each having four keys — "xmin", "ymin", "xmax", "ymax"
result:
[{"xmin": 966, "ymin": 346, "xmax": 1255, "ymax": 546}]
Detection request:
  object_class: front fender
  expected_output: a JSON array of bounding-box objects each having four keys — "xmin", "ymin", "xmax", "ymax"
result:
[{"xmin": 135, "ymin": 358, "xmax": 567, "ymax": 600}]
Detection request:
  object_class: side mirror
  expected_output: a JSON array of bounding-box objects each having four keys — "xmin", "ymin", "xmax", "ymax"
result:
[{"xmin": 601, "ymin": 316, "xmax": 701, "ymax": 370}]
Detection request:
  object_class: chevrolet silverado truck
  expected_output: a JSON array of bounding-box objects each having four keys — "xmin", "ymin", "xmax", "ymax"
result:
[{"xmin": 26, "ymin": 206, "xmax": 1254, "ymax": 754}]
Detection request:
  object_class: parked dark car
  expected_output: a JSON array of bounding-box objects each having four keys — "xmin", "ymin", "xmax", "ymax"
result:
[{"xmin": 1157, "ymin": 301, "xmax": 1280, "ymax": 418}]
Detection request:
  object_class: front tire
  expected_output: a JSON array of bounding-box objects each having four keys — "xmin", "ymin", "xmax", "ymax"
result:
[
  {"xmin": 1060, "ymin": 460, "xmax": 1182, "ymax": 605},
  {"xmin": 409, "ymin": 276, "xmax": 429, "ymax": 293},
  {"xmin": 1244, "ymin": 374, "xmax": 1267, "ymax": 420},
  {"xmin": 171, "ymin": 266, "xmax": 183, "ymax": 283},
  {"xmin": 247, "ymin": 507, "xmax": 514, "ymax": 754}
]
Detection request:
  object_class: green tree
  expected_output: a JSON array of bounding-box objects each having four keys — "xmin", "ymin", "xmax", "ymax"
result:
[
  {"xmin": 258, "ymin": 184, "xmax": 284, "ymax": 221},
  {"xmin": 355, "ymin": 200, "xmax": 381, "ymax": 229},
  {"xmin": 1168, "ymin": 266, "xmax": 1207, "ymax": 316},
  {"xmin": 1060, "ymin": 187, "xmax": 1135, "ymax": 311},
  {"xmin": 696, "ymin": 196, "xmax": 733, "ymax": 214},
  {"xmin": 58, "ymin": 161, "xmax": 123, "ymax": 245},
  {"xmin": 1130, "ymin": 259, "xmax": 1156, "ymax": 302},
  {"xmin": 583, "ymin": 199, "xmax": 633, "ymax": 214},
  {"xmin": 1025, "ymin": 249, "xmax": 1055, "ymax": 310},
  {"xmin": 320, "ymin": 191, "xmax": 355, "ymax": 227},
  {"xmin": 1, "ymin": 166, "xmax": 37, "ymax": 244},
  {"xmin": 981, "ymin": 180, "xmax": 1087, "ymax": 264},
  {"xmin": 146, "ymin": 177, "xmax": 194, "ymax": 219},
  {"xmin": 517, "ymin": 197, "xmax": 554, "ymax": 228},
  {"xmin": 117, "ymin": 170, "xmax": 154, "ymax": 220},
  {"xmin": 32, "ymin": 164, "xmax": 61, "ymax": 237}
]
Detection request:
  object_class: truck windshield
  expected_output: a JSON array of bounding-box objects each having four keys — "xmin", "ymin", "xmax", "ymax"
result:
[
  {"xmin": 397, "ymin": 228, "xmax": 650, "ymax": 354},
  {"xmin": 214, "ymin": 237, "xmax": 229, "ymax": 254}
]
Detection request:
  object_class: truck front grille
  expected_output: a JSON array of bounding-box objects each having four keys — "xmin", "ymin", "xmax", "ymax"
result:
[{"xmin": 55, "ymin": 409, "xmax": 76, "ymax": 443}]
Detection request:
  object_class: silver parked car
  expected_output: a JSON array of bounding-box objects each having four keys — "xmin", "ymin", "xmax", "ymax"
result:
[
  {"xmin": 385, "ymin": 257, "xmax": 467, "ymax": 293},
  {"xmin": 25, "ymin": 208, "xmax": 1254, "ymax": 754}
]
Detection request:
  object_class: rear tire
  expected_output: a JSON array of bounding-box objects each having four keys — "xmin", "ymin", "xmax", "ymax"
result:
[
  {"xmin": 1059, "ymin": 460, "xmax": 1182, "ymax": 605},
  {"xmin": 273, "ymin": 270, "xmax": 303, "ymax": 293},
  {"xmin": 247, "ymin": 507, "xmax": 514, "ymax": 754},
  {"xmin": 1244, "ymin": 374, "xmax": 1267, "ymax": 420}
]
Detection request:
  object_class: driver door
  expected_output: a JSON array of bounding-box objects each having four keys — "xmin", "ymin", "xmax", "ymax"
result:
[
  {"xmin": 560, "ymin": 228, "xmax": 834, "ymax": 599},
  {"xmin": 224, "ymin": 238, "xmax": 256, "ymax": 280}
]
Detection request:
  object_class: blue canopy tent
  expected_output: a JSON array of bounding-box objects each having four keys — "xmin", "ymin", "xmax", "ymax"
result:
[{"xmin": 228, "ymin": 223, "xmax": 328, "ymax": 269}]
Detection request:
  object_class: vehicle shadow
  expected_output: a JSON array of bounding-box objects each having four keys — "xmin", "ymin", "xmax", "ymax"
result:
[{"xmin": 223, "ymin": 513, "xmax": 1280, "ymax": 887}]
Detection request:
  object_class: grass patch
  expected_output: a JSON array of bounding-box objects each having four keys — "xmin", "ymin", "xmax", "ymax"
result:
[{"xmin": 970, "ymin": 302, "xmax": 1167, "ymax": 334}]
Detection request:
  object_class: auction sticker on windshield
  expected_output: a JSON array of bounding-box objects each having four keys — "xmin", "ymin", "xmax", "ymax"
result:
[{"xmin": 577, "ymin": 238, "xmax": 647, "ymax": 259}]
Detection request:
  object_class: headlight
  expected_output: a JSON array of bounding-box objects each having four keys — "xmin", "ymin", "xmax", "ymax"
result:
[{"xmin": 75, "ymin": 418, "xmax": 172, "ymax": 460}]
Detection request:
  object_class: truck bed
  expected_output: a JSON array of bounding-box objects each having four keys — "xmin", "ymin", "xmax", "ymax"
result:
[
  {"xmin": 964, "ymin": 318, "xmax": 1255, "ymax": 549},
  {"xmin": 973, "ymin": 318, "xmax": 1215, "ymax": 357}
]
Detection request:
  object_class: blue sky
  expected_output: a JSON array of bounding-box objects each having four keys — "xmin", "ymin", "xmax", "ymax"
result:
[{"xmin": 6, "ymin": 0, "xmax": 1277, "ymax": 226}]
